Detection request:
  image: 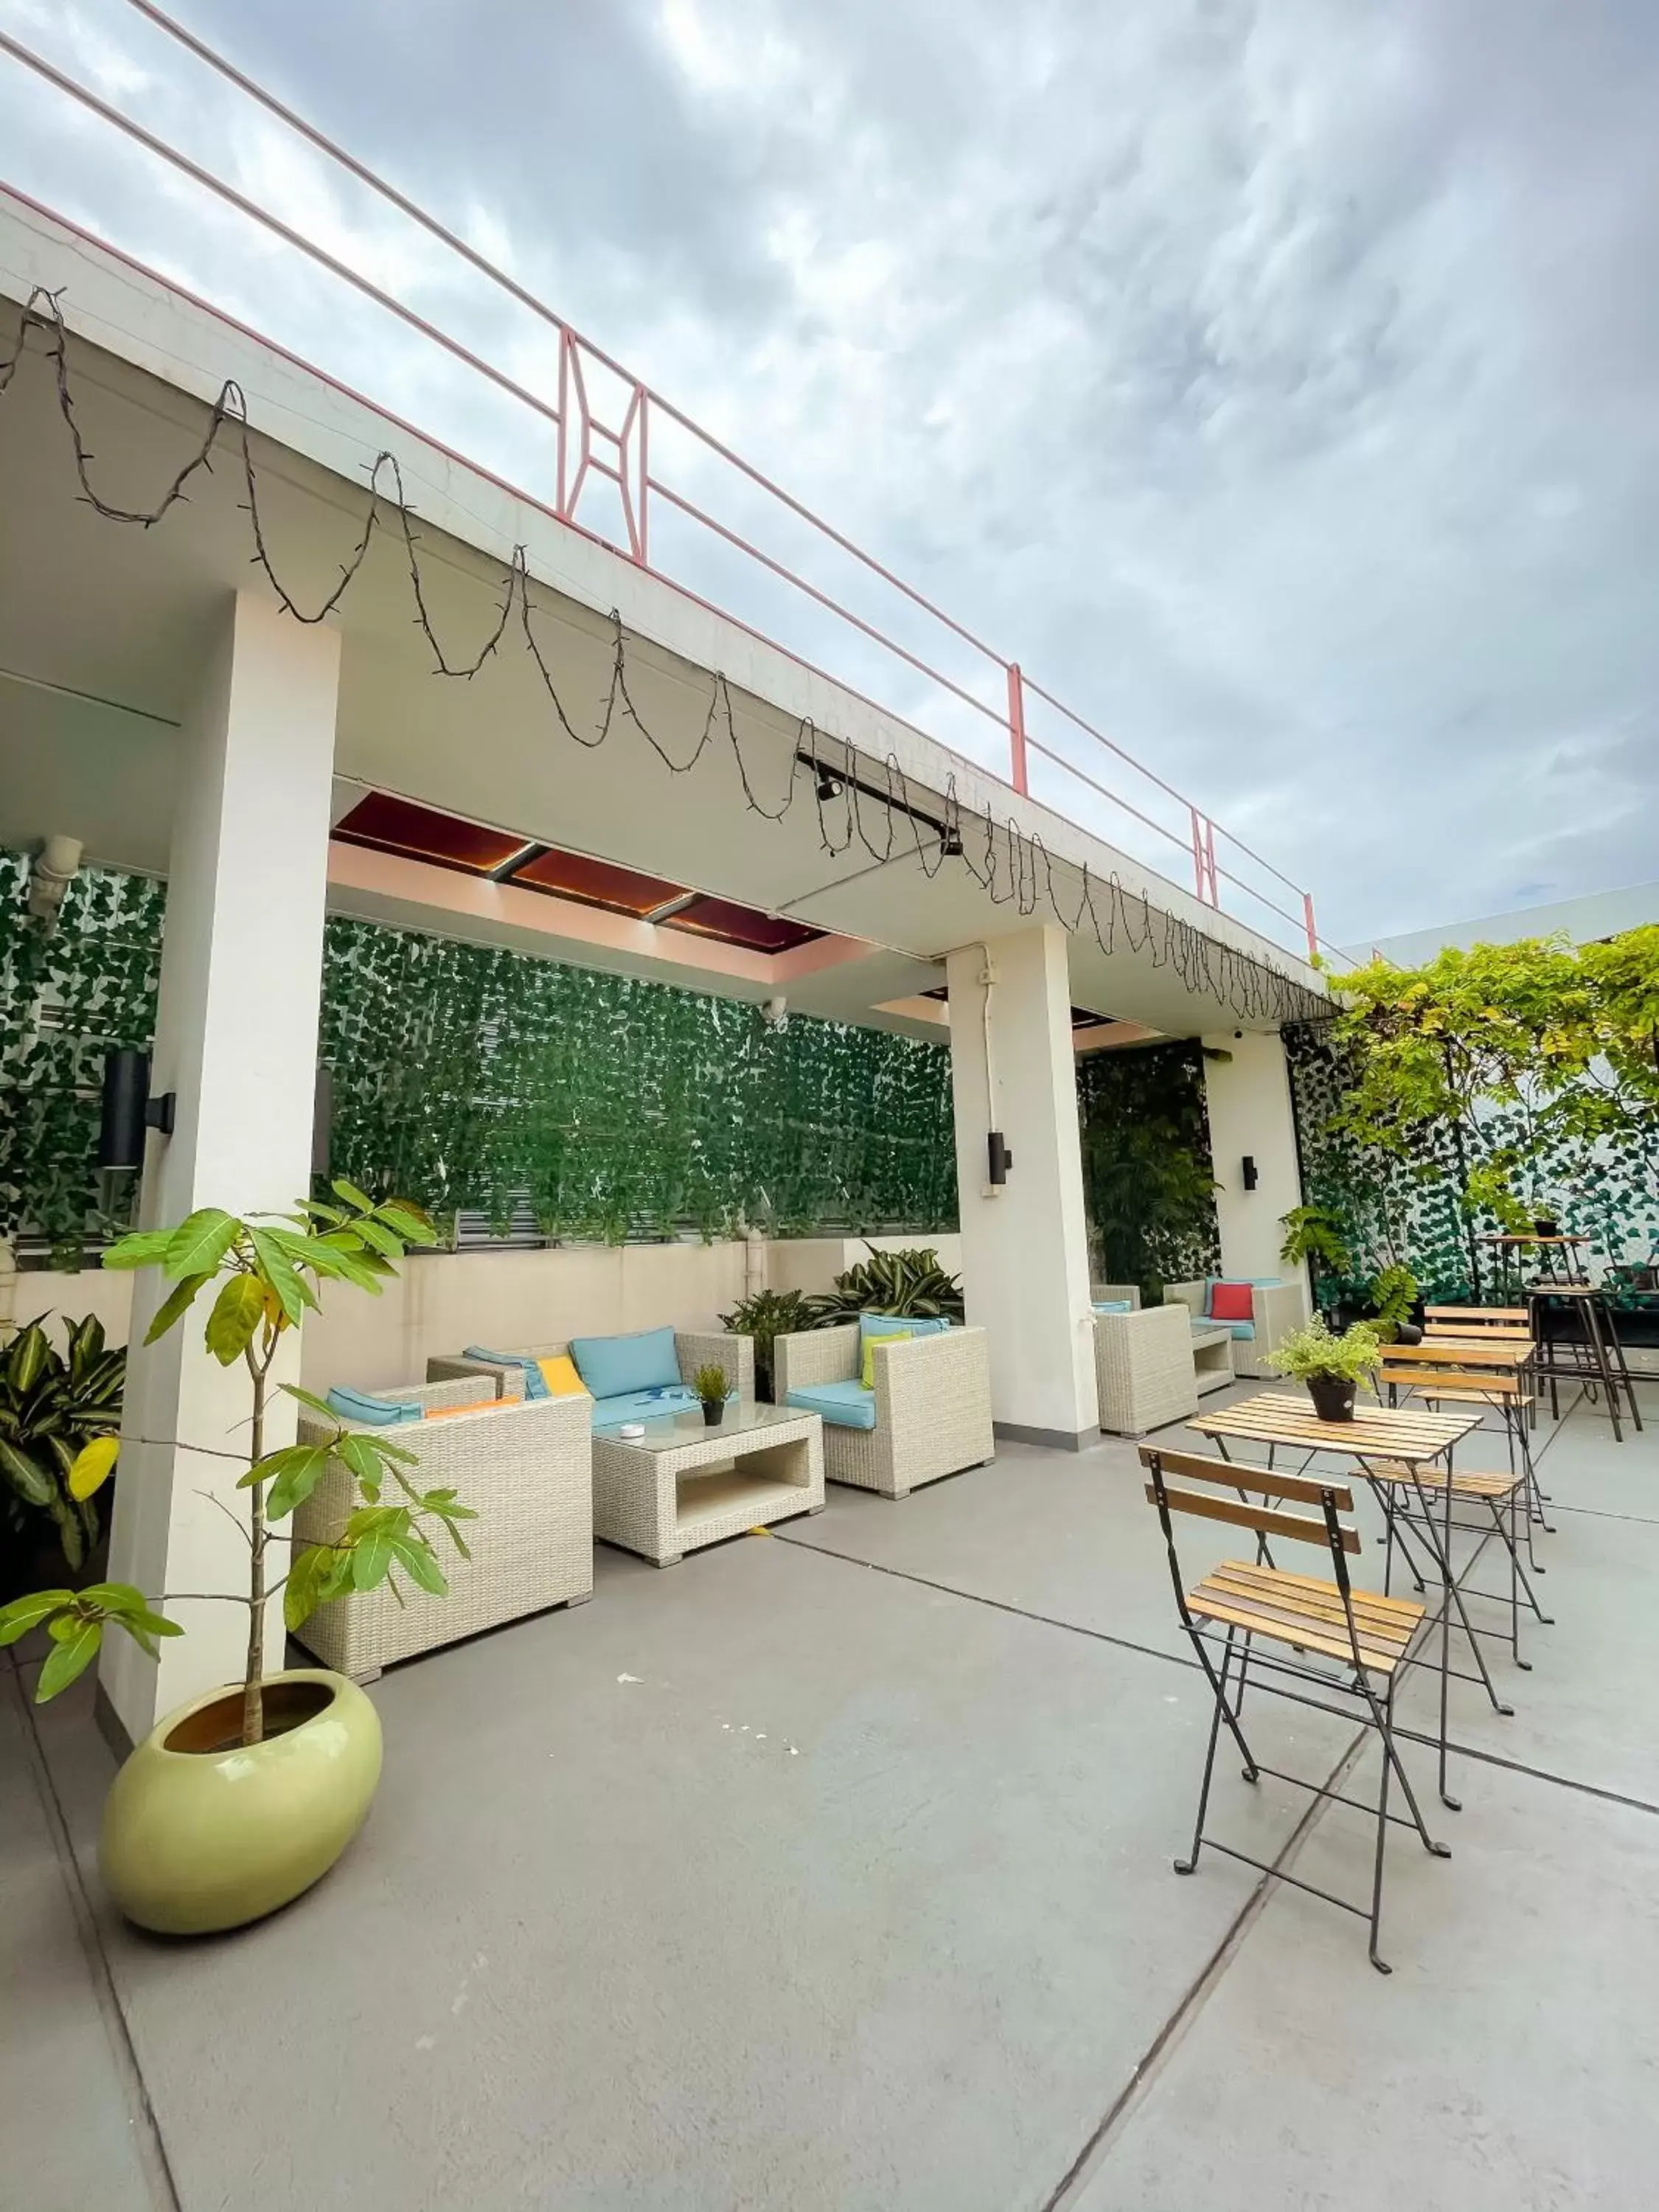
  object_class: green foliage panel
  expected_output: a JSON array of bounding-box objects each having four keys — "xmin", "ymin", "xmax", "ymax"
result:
[
  {"xmin": 1, "ymin": 854, "xmax": 957, "ymax": 1250},
  {"xmin": 0, "ymin": 852, "xmax": 165, "ymax": 1259},
  {"xmin": 1075, "ymin": 1040, "xmax": 1220, "ymax": 1299}
]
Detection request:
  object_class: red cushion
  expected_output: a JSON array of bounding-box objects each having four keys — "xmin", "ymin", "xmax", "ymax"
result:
[{"xmin": 1208, "ymin": 1281, "xmax": 1256, "ymax": 1322}]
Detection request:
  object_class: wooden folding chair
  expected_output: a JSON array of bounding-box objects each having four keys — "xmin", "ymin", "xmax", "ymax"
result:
[{"xmin": 1141, "ymin": 1444, "xmax": 1449, "ymax": 1974}]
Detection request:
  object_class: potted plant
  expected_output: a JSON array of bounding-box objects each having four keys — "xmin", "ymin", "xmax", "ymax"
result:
[
  {"xmin": 0, "ymin": 1314, "xmax": 126, "ymax": 1599},
  {"xmin": 806, "ymin": 1245, "xmax": 965, "ymax": 1328},
  {"xmin": 1265, "ymin": 1315, "xmax": 1384, "ymax": 1423},
  {"xmin": 717, "ymin": 1287, "xmax": 811, "ymax": 1403},
  {"xmin": 693, "ymin": 1363, "xmax": 730, "ymax": 1427},
  {"xmin": 0, "ymin": 1184, "xmax": 475, "ymax": 1937}
]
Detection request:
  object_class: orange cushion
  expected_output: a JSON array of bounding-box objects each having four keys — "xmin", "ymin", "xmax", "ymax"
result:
[
  {"xmin": 1208, "ymin": 1281, "xmax": 1256, "ymax": 1322},
  {"xmin": 423, "ymin": 1397, "xmax": 502, "ymax": 1421}
]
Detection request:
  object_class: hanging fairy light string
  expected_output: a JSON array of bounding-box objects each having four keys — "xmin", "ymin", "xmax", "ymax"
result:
[{"xmin": 1, "ymin": 289, "xmax": 1323, "ymax": 1026}]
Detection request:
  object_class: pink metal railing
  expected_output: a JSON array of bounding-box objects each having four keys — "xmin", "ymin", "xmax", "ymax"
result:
[{"xmin": 0, "ymin": 11, "xmax": 1323, "ymax": 964}]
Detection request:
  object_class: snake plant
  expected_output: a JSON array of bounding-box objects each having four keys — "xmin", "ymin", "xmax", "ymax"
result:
[{"xmin": 806, "ymin": 1245, "xmax": 965, "ymax": 1329}]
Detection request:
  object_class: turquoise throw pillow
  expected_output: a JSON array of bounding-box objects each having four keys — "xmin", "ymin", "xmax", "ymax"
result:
[{"xmin": 857, "ymin": 1312, "xmax": 949, "ymax": 1351}]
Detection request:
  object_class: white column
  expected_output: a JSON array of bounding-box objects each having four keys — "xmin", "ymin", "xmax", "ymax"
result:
[
  {"xmin": 102, "ymin": 594, "xmax": 340, "ymax": 1746},
  {"xmin": 1200, "ymin": 1029, "xmax": 1310, "ymax": 1299},
  {"xmin": 946, "ymin": 927, "xmax": 1098, "ymax": 1447}
]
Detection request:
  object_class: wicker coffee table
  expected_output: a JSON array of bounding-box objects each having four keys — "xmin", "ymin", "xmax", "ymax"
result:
[{"xmin": 591, "ymin": 1404, "xmax": 825, "ymax": 1567}]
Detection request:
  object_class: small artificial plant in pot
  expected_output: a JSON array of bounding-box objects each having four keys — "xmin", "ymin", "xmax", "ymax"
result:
[
  {"xmin": 1264, "ymin": 1315, "xmax": 1384, "ymax": 1424},
  {"xmin": 0, "ymin": 1185, "xmax": 473, "ymax": 1937},
  {"xmin": 693, "ymin": 1363, "xmax": 730, "ymax": 1427}
]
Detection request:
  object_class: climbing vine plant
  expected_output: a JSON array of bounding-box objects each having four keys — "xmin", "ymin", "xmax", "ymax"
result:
[
  {"xmin": 1075, "ymin": 1040, "xmax": 1220, "ymax": 1300},
  {"xmin": 0, "ymin": 852, "xmax": 164, "ymax": 1261},
  {"xmin": 0, "ymin": 855, "xmax": 956, "ymax": 1254}
]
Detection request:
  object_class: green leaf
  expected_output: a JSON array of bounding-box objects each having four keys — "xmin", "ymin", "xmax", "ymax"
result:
[
  {"xmin": 0, "ymin": 1437, "xmax": 55, "ymax": 1509},
  {"xmin": 145, "ymin": 1271, "xmax": 214, "ymax": 1346},
  {"xmin": 331, "ymin": 1178, "xmax": 377, "ymax": 1214},
  {"xmin": 4, "ymin": 1322, "xmax": 51, "ymax": 1394},
  {"xmin": 102, "ymin": 1229, "xmax": 175, "ymax": 1271},
  {"xmin": 243, "ymin": 1443, "xmax": 333, "ymax": 1520},
  {"xmin": 246, "ymin": 1228, "xmax": 314, "ymax": 1326},
  {"xmin": 163, "ymin": 1208, "xmax": 240, "ymax": 1279},
  {"xmin": 378, "ymin": 1201, "xmax": 438, "ymax": 1247},
  {"xmin": 282, "ymin": 1545, "xmax": 331, "ymax": 1631},
  {"xmin": 204, "ymin": 1274, "xmax": 266, "ymax": 1366},
  {"xmin": 67, "ymin": 1436, "xmax": 119, "ymax": 1500},
  {"xmin": 35, "ymin": 1618, "xmax": 102, "ymax": 1701},
  {"xmin": 351, "ymin": 1530, "xmax": 395, "ymax": 1590},
  {"xmin": 337, "ymin": 1433, "xmax": 383, "ymax": 1487},
  {"xmin": 347, "ymin": 1214, "xmax": 403, "ymax": 1260},
  {"xmin": 0, "ymin": 1590, "xmax": 73, "ymax": 1645},
  {"xmin": 389, "ymin": 1533, "xmax": 446, "ymax": 1596},
  {"xmin": 281, "ymin": 1384, "xmax": 342, "ymax": 1422}
]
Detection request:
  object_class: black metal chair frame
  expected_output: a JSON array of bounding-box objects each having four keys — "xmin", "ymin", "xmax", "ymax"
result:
[{"xmin": 1143, "ymin": 1446, "xmax": 1450, "ymax": 1975}]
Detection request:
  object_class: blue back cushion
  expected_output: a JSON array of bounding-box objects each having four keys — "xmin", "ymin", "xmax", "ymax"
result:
[
  {"xmin": 857, "ymin": 1312, "xmax": 949, "ymax": 1351},
  {"xmin": 569, "ymin": 1326, "xmax": 681, "ymax": 1400},
  {"xmin": 326, "ymin": 1385, "xmax": 421, "ymax": 1426}
]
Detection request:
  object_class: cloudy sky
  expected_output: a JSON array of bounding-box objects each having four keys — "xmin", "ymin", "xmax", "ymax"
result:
[{"xmin": 2, "ymin": 0, "xmax": 1657, "ymax": 947}]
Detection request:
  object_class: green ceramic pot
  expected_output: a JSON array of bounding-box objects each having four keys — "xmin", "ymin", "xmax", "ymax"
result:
[{"xmin": 99, "ymin": 1667, "xmax": 381, "ymax": 1935}]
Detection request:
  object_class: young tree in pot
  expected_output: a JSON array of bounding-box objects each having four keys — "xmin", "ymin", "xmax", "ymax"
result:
[
  {"xmin": 1264, "ymin": 1315, "xmax": 1384, "ymax": 1424},
  {"xmin": 0, "ymin": 1184, "xmax": 476, "ymax": 1935},
  {"xmin": 717, "ymin": 1287, "xmax": 811, "ymax": 1403}
]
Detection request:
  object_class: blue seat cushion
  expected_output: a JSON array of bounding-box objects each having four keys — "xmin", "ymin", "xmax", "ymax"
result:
[
  {"xmin": 590, "ymin": 1385, "xmax": 700, "ymax": 1432},
  {"xmin": 786, "ymin": 1380, "xmax": 878, "ymax": 1432},
  {"xmin": 570, "ymin": 1326, "xmax": 682, "ymax": 1400},
  {"xmin": 1093, "ymin": 1300, "xmax": 1135, "ymax": 1314},
  {"xmin": 858, "ymin": 1312, "xmax": 949, "ymax": 1350},
  {"xmin": 327, "ymin": 1385, "xmax": 422, "ymax": 1426}
]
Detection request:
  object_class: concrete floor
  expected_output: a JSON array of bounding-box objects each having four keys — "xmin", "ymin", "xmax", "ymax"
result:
[{"xmin": 4, "ymin": 1378, "xmax": 1656, "ymax": 2211}]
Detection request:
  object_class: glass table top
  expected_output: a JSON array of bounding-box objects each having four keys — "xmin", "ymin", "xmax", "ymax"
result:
[{"xmin": 596, "ymin": 1401, "xmax": 813, "ymax": 1453}]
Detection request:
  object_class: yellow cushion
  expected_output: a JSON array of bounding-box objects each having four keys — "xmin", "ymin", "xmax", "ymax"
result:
[
  {"xmin": 424, "ymin": 1397, "xmax": 501, "ymax": 1421},
  {"xmin": 860, "ymin": 1329, "xmax": 908, "ymax": 1390},
  {"xmin": 537, "ymin": 1354, "xmax": 590, "ymax": 1397}
]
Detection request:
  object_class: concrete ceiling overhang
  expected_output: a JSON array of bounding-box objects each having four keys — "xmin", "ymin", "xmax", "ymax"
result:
[{"xmin": 0, "ymin": 194, "xmax": 1329, "ymax": 1042}]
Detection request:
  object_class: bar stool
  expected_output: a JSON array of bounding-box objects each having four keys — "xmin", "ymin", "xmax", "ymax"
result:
[{"xmin": 1528, "ymin": 1284, "xmax": 1643, "ymax": 1441}]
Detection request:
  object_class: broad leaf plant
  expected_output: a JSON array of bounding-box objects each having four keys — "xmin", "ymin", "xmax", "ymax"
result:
[{"xmin": 0, "ymin": 1183, "xmax": 476, "ymax": 1745}]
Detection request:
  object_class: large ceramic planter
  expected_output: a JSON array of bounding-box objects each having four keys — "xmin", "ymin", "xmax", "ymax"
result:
[{"xmin": 99, "ymin": 1668, "xmax": 381, "ymax": 1935}]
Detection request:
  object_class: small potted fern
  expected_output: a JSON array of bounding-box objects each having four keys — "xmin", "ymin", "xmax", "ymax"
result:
[{"xmin": 1265, "ymin": 1315, "xmax": 1384, "ymax": 1423}]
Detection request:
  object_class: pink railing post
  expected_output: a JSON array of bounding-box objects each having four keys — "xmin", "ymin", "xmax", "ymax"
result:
[
  {"xmin": 555, "ymin": 328, "xmax": 570, "ymax": 518},
  {"xmin": 1190, "ymin": 809, "xmax": 1219, "ymax": 906},
  {"xmin": 1304, "ymin": 894, "xmax": 1320, "ymax": 966},
  {"xmin": 1006, "ymin": 663, "xmax": 1029, "ymax": 796},
  {"xmin": 637, "ymin": 388, "xmax": 650, "ymax": 568}
]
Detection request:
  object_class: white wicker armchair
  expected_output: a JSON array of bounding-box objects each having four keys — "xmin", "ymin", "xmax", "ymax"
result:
[
  {"xmin": 1162, "ymin": 1278, "xmax": 1310, "ymax": 1380},
  {"xmin": 772, "ymin": 1325, "xmax": 994, "ymax": 1499},
  {"xmin": 291, "ymin": 1377, "xmax": 593, "ymax": 1681},
  {"xmin": 1093, "ymin": 1304, "xmax": 1199, "ymax": 1436},
  {"xmin": 427, "ymin": 1331, "xmax": 754, "ymax": 1404},
  {"xmin": 1090, "ymin": 1283, "xmax": 1142, "ymax": 1310}
]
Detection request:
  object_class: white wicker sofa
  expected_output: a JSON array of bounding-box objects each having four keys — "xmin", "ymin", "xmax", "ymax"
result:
[
  {"xmin": 772, "ymin": 1323, "xmax": 993, "ymax": 1499},
  {"xmin": 1093, "ymin": 1303, "xmax": 1200, "ymax": 1435},
  {"xmin": 1162, "ymin": 1277, "xmax": 1309, "ymax": 1380},
  {"xmin": 428, "ymin": 1330, "xmax": 753, "ymax": 1426},
  {"xmin": 291, "ymin": 1377, "xmax": 592, "ymax": 1681}
]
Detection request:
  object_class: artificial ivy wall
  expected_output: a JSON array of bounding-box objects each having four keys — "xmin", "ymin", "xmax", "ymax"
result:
[
  {"xmin": 1074, "ymin": 1038, "xmax": 1220, "ymax": 1298},
  {"xmin": 0, "ymin": 852, "xmax": 957, "ymax": 1255},
  {"xmin": 1285, "ymin": 1020, "xmax": 1659, "ymax": 1304}
]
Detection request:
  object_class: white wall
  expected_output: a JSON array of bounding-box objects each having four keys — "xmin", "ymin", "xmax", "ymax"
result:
[{"xmin": 1200, "ymin": 1030, "xmax": 1308, "ymax": 1293}]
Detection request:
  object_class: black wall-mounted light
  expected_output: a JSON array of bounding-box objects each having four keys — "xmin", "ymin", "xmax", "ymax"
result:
[
  {"xmin": 313, "ymin": 1065, "xmax": 333, "ymax": 1182},
  {"xmin": 1242, "ymin": 1154, "xmax": 1259, "ymax": 1192},
  {"xmin": 987, "ymin": 1130, "xmax": 1013, "ymax": 1186},
  {"xmin": 97, "ymin": 1049, "xmax": 175, "ymax": 1172}
]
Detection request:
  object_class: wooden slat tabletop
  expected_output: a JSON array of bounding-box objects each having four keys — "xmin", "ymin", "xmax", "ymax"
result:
[
  {"xmin": 1191, "ymin": 1390, "xmax": 1480, "ymax": 1461},
  {"xmin": 1381, "ymin": 1340, "xmax": 1529, "ymax": 1369}
]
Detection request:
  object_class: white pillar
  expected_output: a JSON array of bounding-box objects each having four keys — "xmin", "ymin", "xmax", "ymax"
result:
[
  {"xmin": 102, "ymin": 594, "xmax": 340, "ymax": 1746},
  {"xmin": 1200, "ymin": 1029, "xmax": 1310, "ymax": 1299},
  {"xmin": 946, "ymin": 927, "xmax": 1098, "ymax": 1447}
]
